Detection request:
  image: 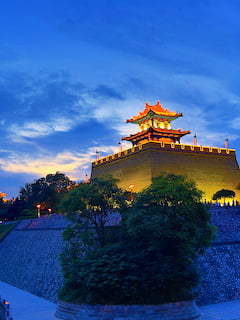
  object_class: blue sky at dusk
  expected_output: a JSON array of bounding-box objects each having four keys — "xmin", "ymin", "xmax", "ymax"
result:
[{"xmin": 1, "ymin": 0, "xmax": 240, "ymax": 197}]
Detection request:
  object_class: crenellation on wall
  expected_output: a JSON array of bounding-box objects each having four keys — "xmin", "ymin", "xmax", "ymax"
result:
[{"xmin": 92, "ymin": 142, "xmax": 235, "ymax": 167}]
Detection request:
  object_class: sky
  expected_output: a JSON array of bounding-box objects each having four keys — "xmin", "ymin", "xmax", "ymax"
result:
[{"xmin": 0, "ymin": 0, "xmax": 240, "ymax": 197}]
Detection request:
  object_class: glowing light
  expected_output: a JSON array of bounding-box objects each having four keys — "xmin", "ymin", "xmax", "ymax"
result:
[
  {"xmin": 36, "ymin": 204, "xmax": 41, "ymax": 218},
  {"xmin": 128, "ymin": 184, "xmax": 135, "ymax": 202}
]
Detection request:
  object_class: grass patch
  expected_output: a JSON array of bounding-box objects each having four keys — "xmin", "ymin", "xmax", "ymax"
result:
[
  {"xmin": 0, "ymin": 222, "xmax": 17, "ymax": 241},
  {"xmin": 17, "ymin": 215, "xmax": 37, "ymax": 220}
]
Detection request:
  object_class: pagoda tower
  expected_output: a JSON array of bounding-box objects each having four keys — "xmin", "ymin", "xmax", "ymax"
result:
[
  {"xmin": 91, "ymin": 100, "xmax": 240, "ymax": 202},
  {"xmin": 122, "ymin": 101, "xmax": 190, "ymax": 145}
]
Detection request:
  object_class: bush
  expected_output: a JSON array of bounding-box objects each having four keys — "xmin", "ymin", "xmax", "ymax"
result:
[{"xmin": 20, "ymin": 209, "xmax": 36, "ymax": 218}]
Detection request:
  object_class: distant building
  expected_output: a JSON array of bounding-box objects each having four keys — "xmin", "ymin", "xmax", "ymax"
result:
[{"xmin": 91, "ymin": 101, "xmax": 240, "ymax": 202}]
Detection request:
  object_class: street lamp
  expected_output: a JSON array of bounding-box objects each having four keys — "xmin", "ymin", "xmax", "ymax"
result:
[
  {"xmin": 36, "ymin": 204, "xmax": 41, "ymax": 218},
  {"xmin": 128, "ymin": 184, "xmax": 135, "ymax": 202},
  {"xmin": 48, "ymin": 208, "xmax": 52, "ymax": 216}
]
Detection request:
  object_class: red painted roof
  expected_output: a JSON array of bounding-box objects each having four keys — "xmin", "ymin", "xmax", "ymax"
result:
[
  {"xmin": 122, "ymin": 127, "xmax": 190, "ymax": 141},
  {"xmin": 127, "ymin": 101, "xmax": 182, "ymax": 123}
]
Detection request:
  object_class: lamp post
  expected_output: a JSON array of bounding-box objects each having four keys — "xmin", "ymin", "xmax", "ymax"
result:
[
  {"xmin": 36, "ymin": 204, "xmax": 41, "ymax": 218},
  {"xmin": 128, "ymin": 184, "xmax": 135, "ymax": 202},
  {"xmin": 48, "ymin": 208, "xmax": 52, "ymax": 216}
]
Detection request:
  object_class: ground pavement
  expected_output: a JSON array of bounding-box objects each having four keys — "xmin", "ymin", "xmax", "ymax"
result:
[{"xmin": 0, "ymin": 280, "xmax": 240, "ymax": 320}]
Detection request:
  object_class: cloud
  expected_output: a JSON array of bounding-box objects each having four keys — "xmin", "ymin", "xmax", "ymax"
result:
[
  {"xmin": 57, "ymin": 0, "xmax": 240, "ymax": 75},
  {"xmin": 230, "ymin": 117, "xmax": 240, "ymax": 130},
  {"xmin": 0, "ymin": 70, "xmax": 86, "ymax": 120},
  {"xmin": 169, "ymin": 74, "xmax": 240, "ymax": 107},
  {"xmin": 0, "ymin": 70, "xmax": 129, "ymax": 143},
  {"xmin": 89, "ymin": 96, "xmax": 142, "ymax": 123},
  {"xmin": 93, "ymin": 85, "xmax": 124, "ymax": 100},
  {"xmin": 0, "ymin": 150, "xmax": 90, "ymax": 181},
  {"xmin": 0, "ymin": 144, "xmax": 123, "ymax": 184},
  {"xmin": 8, "ymin": 117, "xmax": 83, "ymax": 142},
  {"xmin": 1, "ymin": 67, "xmax": 239, "ymax": 193},
  {"xmin": 161, "ymin": 100, "xmax": 240, "ymax": 147}
]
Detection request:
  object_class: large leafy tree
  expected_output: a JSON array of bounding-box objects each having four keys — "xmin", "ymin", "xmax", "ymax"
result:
[
  {"xmin": 59, "ymin": 173, "xmax": 215, "ymax": 304},
  {"xmin": 19, "ymin": 172, "xmax": 74, "ymax": 212}
]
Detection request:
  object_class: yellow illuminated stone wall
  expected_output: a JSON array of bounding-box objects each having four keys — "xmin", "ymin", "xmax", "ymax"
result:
[{"xmin": 91, "ymin": 142, "xmax": 240, "ymax": 202}]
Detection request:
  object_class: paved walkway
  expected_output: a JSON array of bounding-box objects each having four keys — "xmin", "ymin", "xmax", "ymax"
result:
[
  {"xmin": 0, "ymin": 281, "xmax": 56, "ymax": 320},
  {"xmin": 199, "ymin": 300, "xmax": 240, "ymax": 320},
  {"xmin": 0, "ymin": 280, "xmax": 240, "ymax": 320}
]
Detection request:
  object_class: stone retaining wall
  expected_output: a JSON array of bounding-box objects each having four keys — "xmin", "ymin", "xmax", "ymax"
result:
[
  {"xmin": 0, "ymin": 216, "xmax": 68, "ymax": 302},
  {"xmin": 196, "ymin": 243, "xmax": 240, "ymax": 305},
  {"xmin": 55, "ymin": 300, "xmax": 200, "ymax": 320},
  {"xmin": 209, "ymin": 206, "xmax": 240, "ymax": 242},
  {"xmin": 1, "ymin": 209, "xmax": 240, "ymax": 305}
]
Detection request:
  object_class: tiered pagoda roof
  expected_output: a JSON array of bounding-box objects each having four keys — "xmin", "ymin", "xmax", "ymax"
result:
[
  {"xmin": 126, "ymin": 101, "xmax": 182, "ymax": 123},
  {"xmin": 122, "ymin": 101, "xmax": 190, "ymax": 145}
]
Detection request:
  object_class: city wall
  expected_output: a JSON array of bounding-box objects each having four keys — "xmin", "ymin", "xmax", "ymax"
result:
[
  {"xmin": 1, "ymin": 210, "xmax": 240, "ymax": 305},
  {"xmin": 91, "ymin": 142, "xmax": 240, "ymax": 201}
]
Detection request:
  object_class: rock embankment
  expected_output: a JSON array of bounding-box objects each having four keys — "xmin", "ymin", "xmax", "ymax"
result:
[
  {"xmin": 196, "ymin": 206, "xmax": 240, "ymax": 305},
  {"xmin": 1, "ymin": 208, "xmax": 240, "ymax": 305},
  {"xmin": 0, "ymin": 216, "xmax": 69, "ymax": 302}
]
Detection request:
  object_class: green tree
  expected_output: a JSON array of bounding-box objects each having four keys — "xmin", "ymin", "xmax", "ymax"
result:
[
  {"xmin": 212, "ymin": 189, "xmax": 235, "ymax": 203},
  {"xmin": 119, "ymin": 174, "xmax": 215, "ymax": 302},
  {"xmin": 59, "ymin": 173, "xmax": 215, "ymax": 304},
  {"xmin": 60, "ymin": 175, "xmax": 127, "ymax": 247},
  {"xmin": 19, "ymin": 171, "xmax": 74, "ymax": 213}
]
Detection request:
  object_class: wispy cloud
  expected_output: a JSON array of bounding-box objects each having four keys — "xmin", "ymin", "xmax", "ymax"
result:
[
  {"xmin": 0, "ymin": 150, "xmax": 91, "ymax": 181},
  {"xmin": 0, "ymin": 144, "xmax": 125, "ymax": 184},
  {"xmin": 169, "ymin": 74, "xmax": 240, "ymax": 106},
  {"xmin": 93, "ymin": 85, "xmax": 124, "ymax": 100},
  {"xmin": 8, "ymin": 117, "xmax": 83, "ymax": 142},
  {"xmin": 230, "ymin": 117, "xmax": 240, "ymax": 130}
]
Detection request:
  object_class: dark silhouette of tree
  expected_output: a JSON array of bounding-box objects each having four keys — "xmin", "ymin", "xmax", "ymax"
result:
[
  {"xmin": 0, "ymin": 197, "xmax": 8, "ymax": 220},
  {"xmin": 19, "ymin": 171, "xmax": 74, "ymax": 213},
  {"xmin": 212, "ymin": 189, "xmax": 235, "ymax": 203},
  {"xmin": 6, "ymin": 198, "xmax": 25, "ymax": 219}
]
